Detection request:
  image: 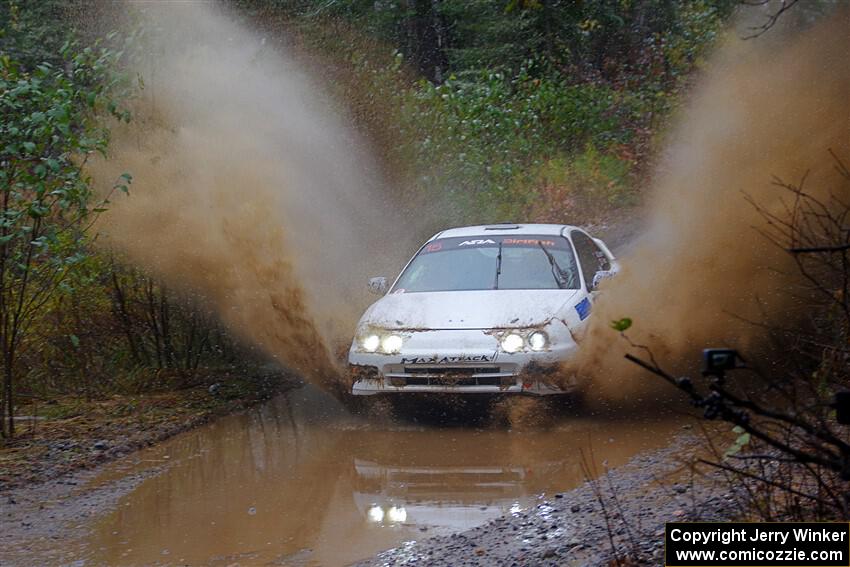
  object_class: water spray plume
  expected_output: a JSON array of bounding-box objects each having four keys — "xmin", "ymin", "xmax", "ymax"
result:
[
  {"xmin": 91, "ymin": 2, "xmax": 417, "ymax": 393},
  {"xmin": 571, "ymin": 9, "xmax": 850, "ymax": 400}
]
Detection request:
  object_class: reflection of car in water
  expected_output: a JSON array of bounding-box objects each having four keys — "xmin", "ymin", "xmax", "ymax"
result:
[
  {"xmin": 348, "ymin": 224, "xmax": 618, "ymax": 396},
  {"xmin": 352, "ymin": 456, "xmax": 571, "ymax": 531},
  {"xmin": 353, "ymin": 459, "xmax": 526, "ymax": 529}
]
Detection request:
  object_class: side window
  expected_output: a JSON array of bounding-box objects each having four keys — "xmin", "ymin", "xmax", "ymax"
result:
[{"xmin": 571, "ymin": 231, "xmax": 610, "ymax": 290}]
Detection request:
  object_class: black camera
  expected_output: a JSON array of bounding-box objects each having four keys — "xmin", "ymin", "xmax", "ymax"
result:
[
  {"xmin": 702, "ymin": 348, "xmax": 741, "ymax": 376},
  {"xmin": 832, "ymin": 391, "xmax": 850, "ymax": 425}
]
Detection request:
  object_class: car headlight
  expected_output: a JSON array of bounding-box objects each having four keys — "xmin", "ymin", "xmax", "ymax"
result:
[
  {"xmin": 386, "ymin": 506, "xmax": 407, "ymax": 523},
  {"xmin": 361, "ymin": 334, "xmax": 380, "ymax": 352},
  {"xmin": 367, "ymin": 505, "xmax": 384, "ymax": 522},
  {"xmin": 500, "ymin": 332, "xmax": 524, "ymax": 353},
  {"xmin": 528, "ymin": 331, "xmax": 548, "ymax": 351},
  {"xmin": 381, "ymin": 334, "xmax": 404, "ymax": 354}
]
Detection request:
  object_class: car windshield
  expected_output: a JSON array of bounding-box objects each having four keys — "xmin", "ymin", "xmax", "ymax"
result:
[{"xmin": 392, "ymin": 235, "xmax": 580, "ymax": 293}]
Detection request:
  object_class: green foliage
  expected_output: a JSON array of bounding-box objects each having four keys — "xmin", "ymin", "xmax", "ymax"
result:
[
  {"xmin": 266, "ymin": 0, "xmax": 735, "ymax": 222},
  {"xmin": 0, "ymin": 22, "xmax": 135, "ymax": 280},
  {"xmin": 724, "ymin": 425, "xmax": 752, "ymax": 457},
  {"xmin": 390, "ymin": 64, "xmax": 644, "ymax": 220},
  {"xmin": 403, "ymin": 67, "xmax": 646, "ymax": 219},
  {"xmin": 281, "ymin": 0, "xmax": 736, "ymax": 82},
  {"xmin": 0, "ymin": 41, "xmax": 132, "ymax": 304},
  {"xmin": 610, "ymin": 317, "xmax": 633, "ymax": 332},
  {"xmin": 0, "ymin": 41, "xmax": 131, "ymax": 233},
  {"xmin": 0, "ymin": 2, "xmax": 137, "ymax": 436},
  {"xmin": 0, "ymin": 0, "xmax": 71, "ymax": 70},
  {"xmin": 569, "ymin": 144, "xmax": 634, "ymax": 206}
]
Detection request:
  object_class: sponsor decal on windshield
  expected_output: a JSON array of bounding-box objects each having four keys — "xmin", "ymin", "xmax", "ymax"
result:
[
  {"xmin": 421, "ymin": 235, "xmax": 571, "ymax": 253},
  {"xmin": 503, "ymin": 238, "xmax": 556, "ymax": 247}
]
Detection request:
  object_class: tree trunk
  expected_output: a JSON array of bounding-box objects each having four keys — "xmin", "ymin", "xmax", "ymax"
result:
[
  {"xmin": 541, "ymin": 0, "xmax": 555, "ymax": 63},
  {"xmin": 159, "ymin": 288, "xmax": 176, "ymax": 369},
  {"xmin": 111, "ymin": 269, "xmax": 145, "ymax": 366},
  {"xmin": 4, "ymin": 346, "xmax": 14, "ymax": 438},
  {"xmin": 145, "ymin": 279, "xmax": 164, "ymax": 368},
  {"xmin": 430, "ymin": 0, "xmax": 446, "ymax": 82},
  {"xmin": 0, "ymin": 175, "xmax": 12, "ymax": 439}
]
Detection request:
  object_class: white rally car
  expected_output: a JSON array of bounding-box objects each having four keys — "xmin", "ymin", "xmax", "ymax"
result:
[{"xmin": 348, "ymin": 224, "xmax": 618, "ymax": 396}]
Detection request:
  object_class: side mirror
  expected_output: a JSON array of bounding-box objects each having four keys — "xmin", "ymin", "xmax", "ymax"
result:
[
  {"xmin": 367, "ymin": 276, "xmax": 388, "ymax": 295},
  {"xmin": 591, "ymin": 270, "xmax": 615, "ymax": 290}
]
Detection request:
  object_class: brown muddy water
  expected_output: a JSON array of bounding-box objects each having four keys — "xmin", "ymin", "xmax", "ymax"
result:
[{"xmin": 44, "ymin": 386, "xmax": 680, "ymax": 567}]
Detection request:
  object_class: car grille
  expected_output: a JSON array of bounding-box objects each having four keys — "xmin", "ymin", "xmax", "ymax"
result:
[
  {"xmin": 387, "ymin": 366, "xmax": 516, "ymax": 387},
  {"xmin": 402, "ymin": 376, "xmax": 507, "ymax": 386},
  {"xmin": 403, "ymin": 366, "xmax": 499, "ymax": 375}
]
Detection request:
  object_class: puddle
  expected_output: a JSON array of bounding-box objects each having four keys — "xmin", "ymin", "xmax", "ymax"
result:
[{"xmin": 74, "ymin": 386, "xmax": 680, "ymax": 566}]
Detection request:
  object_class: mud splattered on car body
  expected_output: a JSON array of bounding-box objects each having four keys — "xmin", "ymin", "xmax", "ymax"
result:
[{"xmin": 348, "ymin": 224, "xmax": 617, "ymax": 397}]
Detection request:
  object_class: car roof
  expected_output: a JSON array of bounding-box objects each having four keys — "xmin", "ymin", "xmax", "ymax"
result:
[{"xmin": 429, "ymin": 223, "xmax": 583, "ymax": 241}]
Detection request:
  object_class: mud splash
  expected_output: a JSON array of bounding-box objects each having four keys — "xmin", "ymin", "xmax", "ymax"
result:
[
  {"xmin": 91, "ymin": 2, "xmax": 418, "ymax": 392},
  {"xmin": 571, "ymin": 10, "xmax": 850, "ymax": 398}
]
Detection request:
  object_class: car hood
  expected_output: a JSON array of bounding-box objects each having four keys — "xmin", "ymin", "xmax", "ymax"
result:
[{"xmin": 360, "ymin": 289, "xmax": 581, "ymax": 330}]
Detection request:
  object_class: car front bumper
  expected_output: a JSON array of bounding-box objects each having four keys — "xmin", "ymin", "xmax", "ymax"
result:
[{"xmin": 348, "ymin": 328, "xmax": 579, "ymax": 396}]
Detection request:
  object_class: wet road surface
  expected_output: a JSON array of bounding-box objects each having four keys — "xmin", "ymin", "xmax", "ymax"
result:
[{"xmin": 44, "ymin": 386, "xmax": 680, "ymax": 566}]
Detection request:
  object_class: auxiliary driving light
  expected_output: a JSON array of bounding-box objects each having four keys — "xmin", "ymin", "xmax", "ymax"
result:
[
  {"xmin": 528, "ymin": 331, "xmax": 548, "ymax": 351},
  {"xmin": 501, "ymin": 333, "xmax": 524, "ymax": 353},
  {"xmin": 381, "ymin": 334, "xmax": 404, "ymax": 354},
  {"xmin": 361, "ymin": 334, "xmax": 380, "ymax": 352}
]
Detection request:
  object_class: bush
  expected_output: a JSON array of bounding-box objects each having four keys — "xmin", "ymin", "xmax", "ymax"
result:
[
  {"xmin": 394, "ymin": 64, "xmax": 644, "ymax": 221},
  {"xmin": 569, "ymin": 144, "xmax": 635, "ymax": 206}
]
